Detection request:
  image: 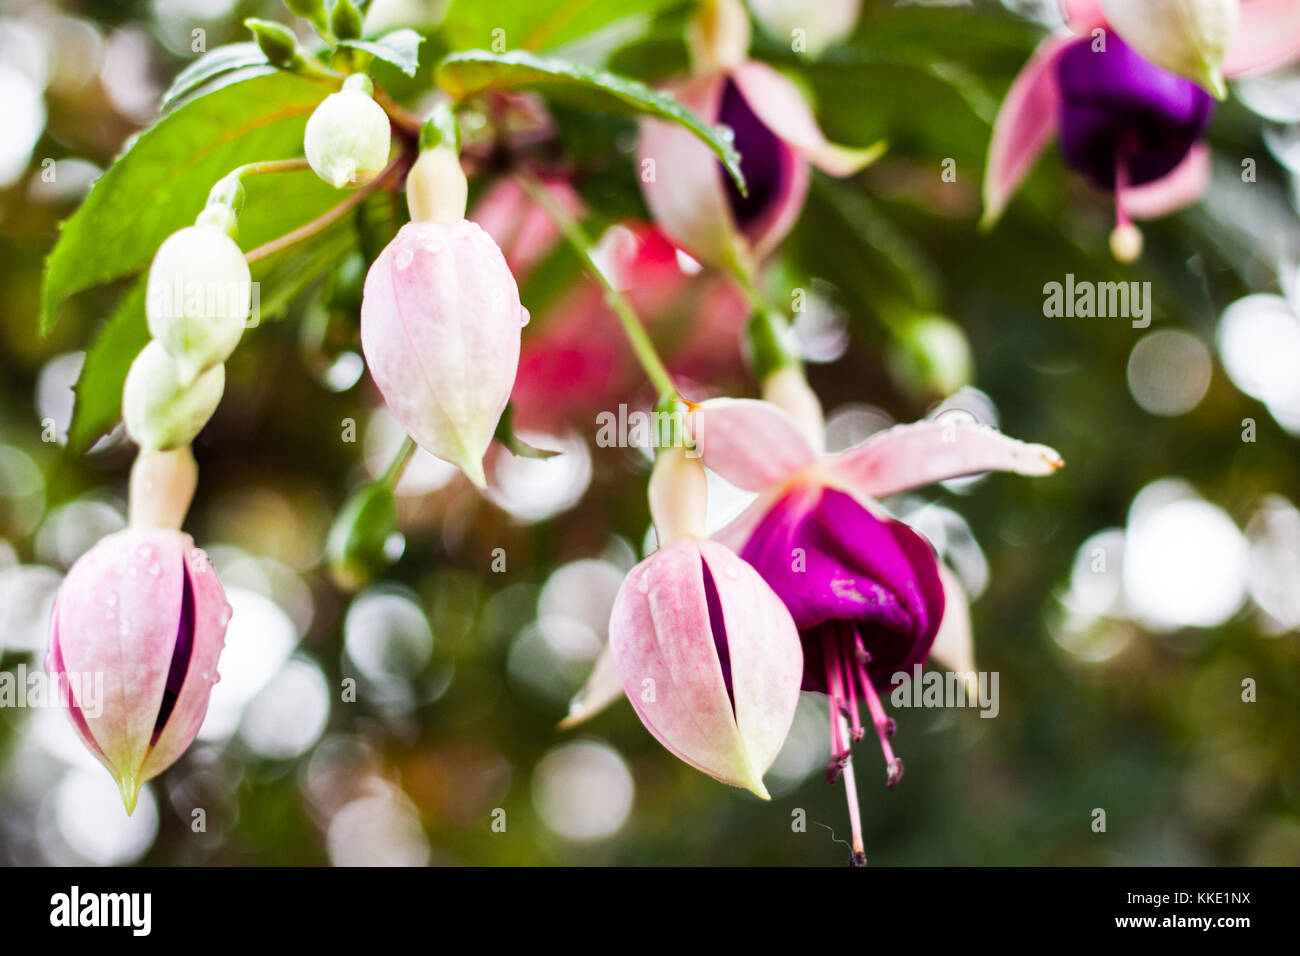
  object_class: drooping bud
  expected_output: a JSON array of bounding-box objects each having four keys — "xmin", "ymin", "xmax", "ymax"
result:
[
  {"xmin": 1100, "ymin": 0, "xmax": 1237, "ymax": 98},
  {"xmin": 123, "ymin": 341, "xmax": 225, "ymax": 452},
  {"xmin": 359, "ymin": 219, "xmax": 526, "ymax": 486},
  {"xmin": 245, "ymin": 17, "xmax": 301, "ymax": 69},
  {"xmin": 145, "ymin": 225, "xmax": 252, "ymax": 385},
  {"xmin": 129, "ymin": 446, "xmax": 198, "ymax": 530},
  {"xmin": 609, "ymin": 536, "xmax": 803, "ymax": 798},
  {"xmin": 687, "ymin": 0, "xmax": 751, "ymax": 73},
  {"xmin": 304, "ymin": 74, "xmax": 392, "ymax": 189},
  {"xmin": 886, "ymin": 314, "xmax": 973, "ymax": 399},
  {"xmin": 47, "ymin": 528, "xmax": 230, "ymax": 813}
]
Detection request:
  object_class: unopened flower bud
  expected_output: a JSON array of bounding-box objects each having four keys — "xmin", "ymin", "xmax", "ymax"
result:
[
  {"xmin": 145, "ymin": 225, "xmax": 251, "ymax": 385},
  {"xmin": 304, "ymin": 74, "xmax": 392, "ymax": 189},
  {"xmin": 48, "ymin": 528, "xmax": 231, "ymax": 813},
  {"xmin": 123, "ymin": 341, "xmax": 225, "ymax": 452},
  {"xmin": 360, "ymin": 220, "xmax": 526, "ymax": 486},
  {"xmin": 886, "ymin": 315, "xmax": 973, "ymax": 400}
]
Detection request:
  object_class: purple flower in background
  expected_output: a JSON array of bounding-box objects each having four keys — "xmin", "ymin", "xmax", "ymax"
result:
[
  {"xmin": 1055, "ymin": 34, "xmax": 1215, "ymax": 191},
  {"xmin": 982, "ymin": 0, "xmax": 1300, "ymax": 260}
]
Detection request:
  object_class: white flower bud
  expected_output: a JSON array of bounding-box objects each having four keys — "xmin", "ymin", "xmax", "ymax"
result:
[
  {"xmin": 123, "ymin": 341, "xmax": 225, "ymax": 452},
  {"xmin": 145, "ymin": 225, "xmax": 251, "ymax": 385},
  {"xmin": 304, "ymin": 75, "xmax": 393, "ymax": 189}
]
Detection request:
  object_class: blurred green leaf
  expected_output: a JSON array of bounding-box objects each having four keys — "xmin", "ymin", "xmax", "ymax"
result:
[
  {"xmin": 440, "ymin": 0, "xmax": 682, "ymax": 54},
  {"xmin": 67, "ymin": 281, "xmax": 148, "ymax": 453},
  {"xmin": 42, "ymin": 70, "xmax": 336, "ymax": 337},
  {"xmin": 437, "ymin": 49, "xmax": 745, "ymax": 192},
  {"xmin": 338, "ymin": 29, "xmax": 424, "ymax": 77},
  {"xmin": 159, "ymin": 43, "xmax": 273, "ymax": 110}
]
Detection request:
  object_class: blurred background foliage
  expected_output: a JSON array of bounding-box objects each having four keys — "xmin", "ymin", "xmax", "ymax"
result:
[{"xmin": 1, "ymin": 0, "xmax": 1298, "ymax": 866}]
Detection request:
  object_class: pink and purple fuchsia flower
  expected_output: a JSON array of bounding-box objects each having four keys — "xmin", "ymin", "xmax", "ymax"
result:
[
  {"xmin": 689, "ymin": 397, "xmax": 1062, "ymax": 862},
  {"xmin": 983, "ymin": 0, "xmax": 1300, "ymax": 259}
]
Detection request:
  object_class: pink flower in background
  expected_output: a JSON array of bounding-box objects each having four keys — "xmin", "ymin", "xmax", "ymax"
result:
[
  {"xmin": 471, "ymin": 179, "xmax": 750, "ymax": 432},
  {"xmin": 637, "ymin": 0, "xmax": 883, "ymax": 268},
  {"xmin": 48, "ymin": 529, "xmax": 230, "ymax": 814}
]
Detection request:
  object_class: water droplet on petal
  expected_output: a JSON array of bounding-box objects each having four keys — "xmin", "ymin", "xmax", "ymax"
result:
[
  {"xmin": 724, "ymin": 564, "xmax": 740, "ymax": 580},
  {"xmin": 519, "ymin": 306, "xmax": 531, "ymax": 328},
  {"xmin": 636, "ymin": 575, "xmax": 650, "ymax": 594},
  {"xmin": 395, "ymin": 248, "xmax": 414, "ymax": 270}
]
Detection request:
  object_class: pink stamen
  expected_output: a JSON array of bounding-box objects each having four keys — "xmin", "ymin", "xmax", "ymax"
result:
[
  {"xmin": 840, "ymin": 632, "xmax": 864, "ymax": 742},
  {"xmin": 837, "ymin": 712, "xmax": 867, "ymax": 866},
  {"xmin": 858, "ymin": 664, "xmax": 904, "ymax": 788},
  {"xmin": 823, "ymin": 631, "xmax": 849, "ymax": 783}
]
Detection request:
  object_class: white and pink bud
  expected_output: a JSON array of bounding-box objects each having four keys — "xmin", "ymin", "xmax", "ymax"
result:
[
  {"xmin": 304, "ymin": 74, "xmax": 392, "ymax": 189},
  {"xmin": 47, "ymin": 529, "xmax": 231, "ymax": 813},
  {"xmin": 145, "ymin": 224, "xmax": 252, "ymax": 385},
  {"xmin": 607, "ymin": 444, "xmax": 804, "ymax": 798},
  {"xmin": 359, "ymin": 220, "xmax": 526, "ymax": 486},
  {"xmin": 122, "ymin": 340, "xmax": 225, "ymax": 452}
]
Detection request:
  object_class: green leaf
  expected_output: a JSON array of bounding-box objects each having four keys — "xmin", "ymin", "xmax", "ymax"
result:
[
  {"xmin": 159, "ymin": 43, "xmax": 273, "ymax": 110},
  {"xmin": 440, "ymin": 0, "xmax": 680, "ymax": 54},
  {"xmin": 338, "ymin": 28, "xmax": 424, "ymax": 78},
  {"xmin": 436, "ymin": 49, "xmax": 745, "ymax": 192},
  {"xmin": 42, "ymin": 70, "xmax": 336, "ymax": 337},
  {"xmin": 68, "ymin": 281, "xmax": 149, "ymax": 453}
]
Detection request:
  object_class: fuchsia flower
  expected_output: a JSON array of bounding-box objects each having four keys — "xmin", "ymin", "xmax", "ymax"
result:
[
  {"xmin": 637, "ymin": 1, "xmax": 883, "ymax": 268},
  {"xmin": 47, "ymin": 529, "xmax": 231, "ymax": 813},
  {"xmin": 689, "ymin": 395, "xmax": 1061, "ymax": 858},
  {"xmin": 360, "ymin": 219, "xmax": 527, "ymax": 486},
  {"xmin": 607, "ymin": 447, "xmax": 804, "ymax": 798},
  {"xmin": 983, "ymin": 0, "xmax": 1300, "ymax": 252}
]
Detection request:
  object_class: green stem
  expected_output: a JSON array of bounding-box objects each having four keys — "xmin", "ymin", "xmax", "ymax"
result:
[
  {"xmin": 516, "ymin": 172, "xmax": 679, "ymax": 401},
  {"xmin": 381, "ymin": 437, "xmax": 417, "ymax": 489},
  {"xmin": 244, "ymin": 154, "xmax": 408, "ymax": 264},
  {"xmin": 230, "ymin": 157, "xmax": 313, "ymax": 179}
]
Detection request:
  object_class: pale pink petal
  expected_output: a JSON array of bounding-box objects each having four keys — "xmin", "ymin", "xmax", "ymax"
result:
[
  {"xmin": 609, "ymin": 539, "xmax": 764, "ymax": 794},
  {"xmin": 689, "ymin": 398, "xmax": 818, "ymax": 492},
  {"xmin": 637, "ymin": 74, "xmax": 739, "ymax": 266},
  {"xmin": 730, "ymin": 60, "xmax": 886, "ymax": 176},
  {"xmin": 697, "ymin": 538, "xmax": 803, "ymax": 775},
  {"xmin": 928, "ymin": 566, "xmax": 976, "ymax": 695},
  {"xmin": 51, "ymin": 529, "xmax": 186, "ymax": 781},
  {"xmin": 1120, "ymin": 143, "xmax": 1210, "ymax": 220},
  {"xmin": 1224, "ymin": 0, "xmax": 1300, "ymax": 76},
  {"xmin": 712, "ymin": 487, "xmax": 782, "ymax": 552},
  {"xmin": 1060, "ymin": 0, "xmax": 1106, "ymax": 32},
  {"xmin": 557, "ymin": 643, "xmax": 626, "ymax": 729},
  {"xmin": 139, "ymin": 545, "xmax": 227, "ymax": 782},
  {"xmin": 981, "ymin": 33, "xmax": 1073, "ymax": 228},
  {"xmin": 826, "ymin": 419, "xmax": 1063, "ymax": 499}
]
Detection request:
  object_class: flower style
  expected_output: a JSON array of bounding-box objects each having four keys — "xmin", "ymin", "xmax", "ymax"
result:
[
  {"xmin": 983, "ymin": 0, "xmax": 1300, "ymax": 255},
  {"xmin": 47, "ymin": 529, "xmax": 231, "ymax": 813}
]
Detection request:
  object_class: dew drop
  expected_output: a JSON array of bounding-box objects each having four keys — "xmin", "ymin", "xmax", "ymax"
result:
[
  {"xmin": 117, "ymin": 620, "xmax": 130, "ymax": 638},
  {"xmin": 395, "ymin": 248, "xmax": 414, "ymax": 270},
  {"xmin": 636, "ymin": 575, "xmax": 651, "ymax": 594},
  {"xmin": 714, "ymin": 123, "xmax": 735, "ymax": 144},
  {"xmin": 724, "ymin": 564, "xmax": 741, "ymax": 580},
  {"xmin": 519, "ymin": 306, "xmax": 531, "ymax": 328},
  {"xmin": 147, "ymin": 562, "xmax": 161, "ymax": 577},
  {"xmin": 219, "ymin": 604, "xmax": 233, "ymax": 627}
]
